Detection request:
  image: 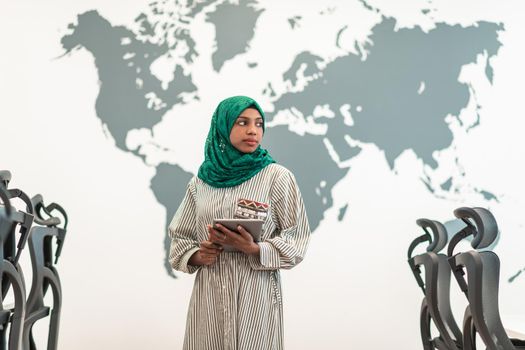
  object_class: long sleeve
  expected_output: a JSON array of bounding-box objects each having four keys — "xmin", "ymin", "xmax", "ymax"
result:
[
  {"xmin": 248, "ymin": 170, "xmax": 311, "ymax": 270},
  {"xmin": 168, "ymin": 179, "xmax": 201, "ymax": 274}
]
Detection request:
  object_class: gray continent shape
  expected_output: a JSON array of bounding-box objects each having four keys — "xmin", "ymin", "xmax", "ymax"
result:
[
  {"xmin": 151, "ymin": 163, "xmax": 194, "ymax": 279},
  {"xmin": 264, "ymin": 123, "xmax": 354, "ymax": 232},
  {"xmin": 270, "ymin": 17, "xmax": 503, "ymax": 169},
  {"xmin": 61, "ymin": 10, "xmax": 197, "ymax": 151},
  {"xmin": 282, "ymin": 51, "xmax": 324, "ymax": 87},
  {"xmin": 206, "ymin": 0, "xmax": 264, "ymax": 72}
]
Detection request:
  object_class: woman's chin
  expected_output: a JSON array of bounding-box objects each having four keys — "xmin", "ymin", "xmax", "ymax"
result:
[{"xmin": 236, "ymin": 145, "xmax": 258, "ymax": 154}]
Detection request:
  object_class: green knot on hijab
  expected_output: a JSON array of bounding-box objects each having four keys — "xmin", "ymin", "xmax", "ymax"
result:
[{"xmin": 197, "ymin": 96, "xmax": 275, "ymax": 188}]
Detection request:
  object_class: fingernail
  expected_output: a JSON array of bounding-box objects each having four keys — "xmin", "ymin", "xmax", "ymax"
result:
[{"xmin": 237, "ymin": 225, "xmax": 241, "ymax": 230}]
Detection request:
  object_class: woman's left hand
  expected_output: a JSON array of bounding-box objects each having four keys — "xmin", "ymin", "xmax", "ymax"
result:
[{"xmin": 208, "ymin": 224, "xmax": 260, "ymax": 256}]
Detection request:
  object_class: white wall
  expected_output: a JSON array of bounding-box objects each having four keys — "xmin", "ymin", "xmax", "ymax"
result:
[{"xmin": 1, "ymin": 1, "xmax": 525, "ymax": 349}]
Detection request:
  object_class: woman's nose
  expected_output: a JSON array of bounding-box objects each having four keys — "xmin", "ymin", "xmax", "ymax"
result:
[{"xmin": 247, "ymin": 124, "xmax": 257, "ymax": 134}]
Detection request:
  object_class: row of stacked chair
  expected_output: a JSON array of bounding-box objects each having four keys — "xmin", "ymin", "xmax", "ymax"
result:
[
  {"xmin": 408, "ymin": 207, "xmax": 525, "ymax": 350},
  {"xmin": 0, "ymin": 170, "xmax": 67, "ymax": 350}
]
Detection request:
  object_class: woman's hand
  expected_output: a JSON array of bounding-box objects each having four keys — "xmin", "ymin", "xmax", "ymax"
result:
[
  {"xmin": 188, "ymin": 240, "xmax": 223, "ymax": 266},
  {"xmin": 208, "ymin": 224, "xmax": 260, "ymax": 256}
]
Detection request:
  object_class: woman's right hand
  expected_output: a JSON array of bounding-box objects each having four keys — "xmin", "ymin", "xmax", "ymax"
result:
[{"xmin": 188, "ymin": 240, "xmax": 223, "ymax": 266}]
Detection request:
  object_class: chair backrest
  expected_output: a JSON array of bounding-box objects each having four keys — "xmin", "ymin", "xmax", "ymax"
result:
[
  {"xmin": 449, "ymin": 207, "xmax": 515, "ymax": 350},
  {"xmin": 23, "ymin": 194, "xmax": 67, "ymax": 350},
  {"xmin": 0, "ymin": 171, "xmax": 11, "ymax": 188},
  {"xmin": 3, "ymin": 187, "xmax": 34, "ymax": 266},
  {"xmin": 0, "ymin": 182, "xmax": 34, "ymax": 299},
  {"xmin": 0, "ymin": 187, "xmax": 13, "ymax": 241},
  {"xmin": 408, "ymin": 218, "xmax": 462, "ymax": 350},
  {"xmin": 0, "ymin": 182, "xmax": 27, "ymax": 350}
]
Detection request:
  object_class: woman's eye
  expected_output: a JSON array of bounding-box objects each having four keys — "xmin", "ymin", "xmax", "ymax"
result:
[
  {"xmin": 256, "ymin": 122, "xmax": 264, "ymax": 127},
  {"xmin": 237, "ymin": 120, "xmax": 246, "ymax": 126}
]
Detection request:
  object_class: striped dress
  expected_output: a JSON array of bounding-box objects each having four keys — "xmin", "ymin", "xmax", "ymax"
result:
[{"xmin": 168, "ymin": 163, "xmax": 311, "ymax": 350}]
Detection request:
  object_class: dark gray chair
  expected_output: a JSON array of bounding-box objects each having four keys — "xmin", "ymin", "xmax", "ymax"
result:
[
  {"xmin": 23, "ymin": 194, "xmax": 67, "ymax": 350},
  {"xmin": 0, "ymin": 172, "xmax": 34, "ymax": 296},
  {"xmin": 0, "ymin": 179, "xmax": 27, "ymax": 350},
  {"xmin": 448, "ymin": 207, "xmax": 525, "ymax": 350},
  {"xmin": 408, "ymin": 218, "xmax": 463, "ymax": 350}
]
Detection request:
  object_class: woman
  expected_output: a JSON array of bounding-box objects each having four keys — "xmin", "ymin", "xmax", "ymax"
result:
[{"xmin": 168, "ymin": 96, "xmax": 311, "ymax": 350}]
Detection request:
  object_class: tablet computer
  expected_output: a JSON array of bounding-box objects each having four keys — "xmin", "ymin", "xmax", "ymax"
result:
[{"xmin": 213, "ymin": 218, "xmax": 264, "ymax": 252}]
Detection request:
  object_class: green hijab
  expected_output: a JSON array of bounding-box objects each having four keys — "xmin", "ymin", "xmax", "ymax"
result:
[{"xmin": 197, "ymin": 96, "xmax": 275, "ymax": 188}]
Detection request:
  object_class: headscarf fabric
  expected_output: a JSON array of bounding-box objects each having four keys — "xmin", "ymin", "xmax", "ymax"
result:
[{"xmin": 197, "ymin": 96, "xmax": 275, "ymax": 188}]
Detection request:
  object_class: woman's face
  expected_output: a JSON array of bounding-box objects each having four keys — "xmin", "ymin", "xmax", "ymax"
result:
[{"xmin": 229, "ymin": 107, "xmax": 264, "ymax": 154}]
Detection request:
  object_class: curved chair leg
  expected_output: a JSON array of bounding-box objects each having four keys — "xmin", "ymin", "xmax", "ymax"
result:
[
  {"xmin": 433, "ymin": 338, "xmax": 451, "ymax": 349},
  {"xmin": 47, "ymin": 266, "xmax": 62, "ymax": 350},
  {"xmin": 3, "ymin": 261, "xmax": 26, "ymax": 350},
  {"xmin": 23, "ymin": 270, "xmax": 61, "ymax": 350},
  {"xmin": 462, "ymin": 307, "xmax": 477, "ymax": 350},
  {"xmin": 46, "ymin": 273, "xmax": 61, "ymax": 350},
  {"xmin": 420, "ymin": 299, "xmax": 435, "ymax": 350},
  {"xmin": 0, "ymin": 310, "xmax": 10, "ymax": 350},
  {"xmin": 29, "ymin": 327, "xmax": 36, "ymax": 350},
  {"xmin": 47, "ymin": 306, "xmax": 61, "ymax": 350}
]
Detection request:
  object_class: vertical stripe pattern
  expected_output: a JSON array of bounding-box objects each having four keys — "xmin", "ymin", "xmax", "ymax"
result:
[{"xmin": 168, "ymin": 163, "xmax": 311, "ymax": 350}]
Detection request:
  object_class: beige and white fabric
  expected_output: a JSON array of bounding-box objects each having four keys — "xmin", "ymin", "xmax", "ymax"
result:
[{"xmin": 169, "ymin": 163, "xmax": 311, "ymax": 350}]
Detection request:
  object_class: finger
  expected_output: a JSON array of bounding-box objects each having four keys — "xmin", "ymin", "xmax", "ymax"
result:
[
  {"xmin": 200, "ymin": 252, "xmax": 216, "ymax": 262},
  {"xmin": 201, "ymin": 240, "xmax": 223, "ymax": 250},
  {"xmin": 206, "ymin": 224, "xmax": 217, "ymax": 240},
  {"xmin": 209, "ymin": 231, "xmax": 226, "ymax": 244},
  {"xmin": 209, "ymin": 236, "xmax": 220, "ymax": 244},
  {"xmin": 200, "ymin": 240, "xmax": 211, "ymax": 248},
  {"xmin": 215, "ymin": 229, "xmax": 229, "ymax": 242},
  {"xmin": 211, "ymin": 242, "xmax": 224, "ymax": 249},
  {"xmin": 214, "ymin": 223, "xmax": 236, "ymax": 236},
  {"xmin": 199, "ymin": 246, "xmax": 215, "ymax": 254},
  {"xmin": 209, "ymin": 237, "xmax": 223, "ymax": 246},
  {"xmin": 236, "ymin": 225, "xmax": 253, "ymax": 242},
  {"xmin": 209, "ymin": 227, "xmax": 225, "ymax": 239},
  {"xmin": 217, "ymin": 226, "xmax": 242, "ymax": 242},
  {"xmin": 203, "ymin": 254, "xmax": 217, "ymax": 265},
  {"xmin": 200, "ymin": 246, "xmax": 221, "ymax": 255}
]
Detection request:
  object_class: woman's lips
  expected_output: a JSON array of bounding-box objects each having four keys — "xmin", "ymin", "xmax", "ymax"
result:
[{"xmin": 243, "ymin": 140, "xmax": 258, "ymax": 146}]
